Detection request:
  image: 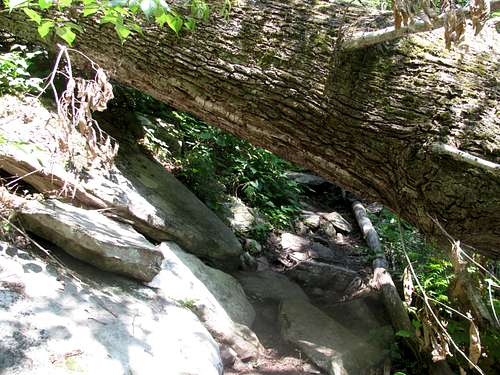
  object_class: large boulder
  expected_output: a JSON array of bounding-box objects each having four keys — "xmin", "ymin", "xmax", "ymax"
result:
[
  {"xmin": 16, "ymin": 198, "xmax": 163, "ymax": 282},
  {"xmin": 148, "ymin": 242, "xmax": 261, "ymax": 361},
  {"xmin": 0, "ymin": 241, "xmax": 223, "ymax": 375},
  {"xmin": 279, "ymin": 299, "xmax": 391, "ymax": 375},
  {"xmin": 0, "ymin": 95, "xmax": 243, "ymax": 270}
]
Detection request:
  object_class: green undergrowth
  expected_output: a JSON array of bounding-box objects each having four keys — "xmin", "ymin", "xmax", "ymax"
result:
[
  {"xmin": 112, "ymin": 87, "xmax": 304, "ymax": 239},
  {"xmin": 370, "ymin": 209, "xmax": 500, "ymax": 375},
  {"xmin": 0, "ymin": 43, "xmax": 46, "ymax": 95}
]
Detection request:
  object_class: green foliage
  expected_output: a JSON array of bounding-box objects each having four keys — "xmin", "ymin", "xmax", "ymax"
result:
[
  {"xmin": 4, "ymin": 0, "xmax": 231, "ymax": 44},
  {"xmin": 370, "ymin": 209, "xmax": 500, "ymax": 374},
  {"xmin": 165, "ymin": 110, "xmax": 303, "ymax": 231},
  {"xmin": 121, "ymin": 88, "xmax": 303, "ymax": 233},
  {"xmin": 0, "ymin": 44, "xmax": 44, "ymax": 94}
]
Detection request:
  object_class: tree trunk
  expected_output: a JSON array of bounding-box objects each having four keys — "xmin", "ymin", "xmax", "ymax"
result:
[{"xmin": 1, "ymin": 1, "xmax": 499, "ymax": 258}]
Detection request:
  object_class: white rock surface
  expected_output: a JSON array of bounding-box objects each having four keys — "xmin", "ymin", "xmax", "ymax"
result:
[
  {"xmin": 221, "ymin": 196, "xmax": 256, "ymax": 233},
  {"xmin": 148, "ymin": 242, "xmax": 261, "ymax": 360},
  {"xmin": 321, "ymin": 212, "xmax": 353, "ymax": 233},
  {"xmin": 0, "ymin": 241, "xmax": 222, "ymax": 375},
  {"xmin": 280, "ymin": 232, "xmax": 311, "ymax": 252}
]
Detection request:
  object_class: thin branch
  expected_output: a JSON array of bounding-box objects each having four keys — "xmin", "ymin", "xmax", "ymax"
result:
[
  {"xmin": 343, "ymin": 0, "xmax": 500, "ymax": 50},
  {"xmin": 431, "ymin": 143, "xmax": 500, "ymax": 175},
  {"xmin": 487, "ymin": 280, "xmax": 500, "ymax": 327},
  {"xmin": 430, "ymin": 215, "xmax": 500, "ymax": 284}
]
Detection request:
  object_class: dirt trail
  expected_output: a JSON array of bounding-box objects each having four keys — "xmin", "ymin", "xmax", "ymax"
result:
[{"xmin": 224, "ymin": 183, "xmax": 389, "ymax": 374}]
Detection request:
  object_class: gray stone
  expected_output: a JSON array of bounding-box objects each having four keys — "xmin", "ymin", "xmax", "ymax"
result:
[
  {"xmin": 0, "ymin": 96, "xmax": 243, "ymax": 270},
  {"xmin": 280, "ymin": 232, "xmax": 311, "ymax": 252},
  {"xmin": 294, "ymin": 220, "xmax": 308, "ymax": 235},
  {"xmin": 308, "ymin": 242, "xmax": 342, "ymax": 263},
  {"xmin": 286, "ymin": 261, "xmax": 357, "ymax": 292},
  {"xmin": 17, "ymin": 199, "xmax": 163, "ymax": 282},
  {"xmin": 279, "ymin": 299, "xmax": 390, "ymax": 375},
  {"xmin": 147, "ymin": 242, "xmax": 261, "ymax": 359},
  {"xmin": 321, "ymin": 221, "xmax": 337, "ymax": 239},
  {"xmin": 236, "ymin": 270, "xmax": 309, "ymax": 302},
  {"xmin": 240, "ymin": 252, "xmax": 258, "ymax": 271},
  {"xmin": 321, "ymin": 212, "xmax": 353, "ymax": 233},
  {"xmin": 326, "ymin": 296, "xmax": 392, "ymax": 337},
  {"xmin": 0, "ymin": 241, "xmax": 223, "ymax": 375},
  {"xmin": 302, "ymin": 212, "xmax": 321, "ymax": 229},
  {"xmin": 95, "ymin": 148, "xmax": 244, "ymax": 270},
  {"xmin": 221, "ymin": 196, "xmax": 256, "ymax": 233}
]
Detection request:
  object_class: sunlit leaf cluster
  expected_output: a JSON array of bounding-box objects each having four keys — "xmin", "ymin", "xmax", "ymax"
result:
[{"xmin": 3, "ymin": 0, "xmax": 227, "ymax": 45}]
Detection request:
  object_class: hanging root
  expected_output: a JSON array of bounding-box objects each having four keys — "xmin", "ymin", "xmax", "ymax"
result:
[{"xmin": 38, "ymin": 45, "xmax": 118, "ymax": 173}]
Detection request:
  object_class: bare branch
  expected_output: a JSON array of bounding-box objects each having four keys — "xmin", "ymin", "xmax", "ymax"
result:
[{"xmin": 343, "ymin": 0, "xmax": 499, "ymax": 50}]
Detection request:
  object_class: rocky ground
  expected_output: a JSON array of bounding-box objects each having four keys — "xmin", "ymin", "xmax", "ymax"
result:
[
  {"xmin": 0, "ymin": 95, "xmax": 394, "ymax": 375},
  {"xmin": 222, "ymin": 175, "xmax": 392, "ymax": 374}
]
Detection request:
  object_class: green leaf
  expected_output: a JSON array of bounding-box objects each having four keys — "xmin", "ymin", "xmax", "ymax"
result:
[
  {"xmin": 155, "ymin": 12, "xmax": 169, "ymax": 28},
  {"xmin": 83, "ymin": 4, "xmax": 99, "ymax": 16},
  {"xmin": 56, "ymin": 26, "xmax": 76, "ymax": 45},
  {"xmin": 65, "ymin": 22, "xmax": 84, "ymax": 33},
  {"xmin": 165, "ymin": 13, "xmax": 183, "ymax": 35},
  {"xmin": 37, "ymin": 20, "xmax": 54, "ymax": 38},
  {"xmin": 130, "ymin": 22, "xmax": 143, "ymax": 35},
  {"xmin": 38, "ymin": 0, "xmax": 53, "ymax": 10},
  {"xmin": 100, "ymin": 14, "xmax": 119, "ymax": 25},
  {"xmin": 115, "ymin": 24, "xmax": 131, "ymax": 42},
  {"xmin": 184, "ymin": 17, "xmax": 196, "ymax": 31},
  {"xmin": 395, "ymin": 330, "xmax": 411, "ymax": 338},
  {"xmin": 23, "ymin": 8, "xmax": 42, "ymax": 24}
]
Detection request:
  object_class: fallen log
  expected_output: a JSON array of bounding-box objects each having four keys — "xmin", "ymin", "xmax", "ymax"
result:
[{"xmin": 351, "ymin": 201, "xmax": 414, "ymax": 341}]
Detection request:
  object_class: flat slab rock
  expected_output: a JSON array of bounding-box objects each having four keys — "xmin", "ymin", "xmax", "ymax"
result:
[
  {"xmin": 0, "ymin": 241, "xmax": 222, "ymax": 375},
  {"xmin": 279, "ymin": 299, "xmax": 391, "ymax": 375},
  {"xmin": 17, "ymin": 198, "xmax": 163, "ymax": 282}
]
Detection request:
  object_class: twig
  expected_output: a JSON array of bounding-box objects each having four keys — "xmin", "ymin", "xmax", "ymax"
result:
[
  {"xmin": 431, "ymin": 143, "xmax": 500, "ymax": 176},
  {"xmin": 5, "ymin": 168, "xmax": 43, "ymax": 188},
  {"xmin": 343, "ymin": 1, "xmax": 500, "ymax": 50},
  {"xmin": 429, "ymin": 215, "xmax": 500, "ymax": 285}
]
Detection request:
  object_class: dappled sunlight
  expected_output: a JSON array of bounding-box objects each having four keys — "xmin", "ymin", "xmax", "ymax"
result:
[{"xmin": 0, "ymin": 240, "xmax": 221, "ymax": 375}]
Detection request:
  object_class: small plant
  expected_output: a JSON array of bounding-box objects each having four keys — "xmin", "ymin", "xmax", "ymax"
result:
[
  {"xmin": 0, "ymin": 44, "xmax": 44, "ymax": 95},
  {"xmin": 177, "ymin": 298, "xmax": 197, "ymax": 310}
]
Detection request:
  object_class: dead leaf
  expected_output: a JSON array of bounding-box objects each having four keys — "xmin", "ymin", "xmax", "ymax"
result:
[{"xmin": 469, "ymin": 320, "xmax": 481, "ymax": 367}]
